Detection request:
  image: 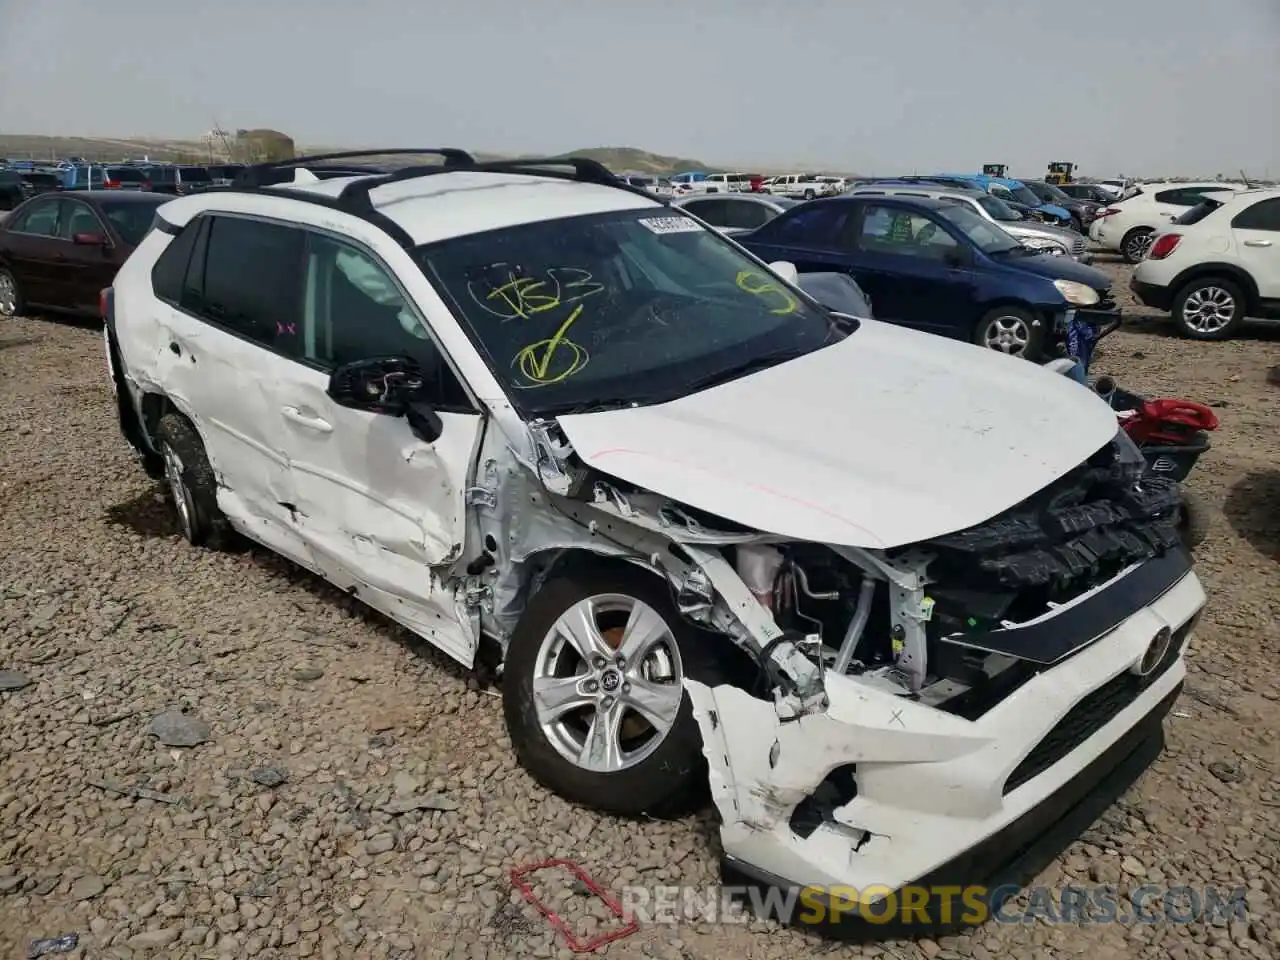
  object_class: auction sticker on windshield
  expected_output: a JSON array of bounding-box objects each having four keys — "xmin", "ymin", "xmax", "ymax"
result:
[{"xmin": 637, "ymin": 216, "xmax": 704, "ymax": 235}]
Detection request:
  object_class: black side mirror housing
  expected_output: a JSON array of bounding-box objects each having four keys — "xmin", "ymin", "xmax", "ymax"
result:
[{"xmin": 327, "ymin": 356, "xmax": 444, "ymax": 443}]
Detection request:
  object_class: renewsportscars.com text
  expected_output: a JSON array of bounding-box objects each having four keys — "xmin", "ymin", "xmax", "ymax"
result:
[{"xmin": 619, "ymin": 883, "xmax": 1249, "ymax": 926}]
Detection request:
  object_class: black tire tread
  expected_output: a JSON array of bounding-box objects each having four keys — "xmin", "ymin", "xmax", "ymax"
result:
[{"xmin": 154, "ymin": 412, "xmax": 233, "ymax": 549}]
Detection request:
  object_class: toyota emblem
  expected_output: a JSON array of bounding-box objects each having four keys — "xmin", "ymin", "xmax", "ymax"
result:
[{"xmin": 1131, "ymin": 626, "xmax": 1173, "ymax": 677}]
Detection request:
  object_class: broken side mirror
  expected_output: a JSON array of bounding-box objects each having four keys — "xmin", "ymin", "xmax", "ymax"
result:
[{"xmin": 327, "ymin": 356, "xmax": 444, "ymax": 443}]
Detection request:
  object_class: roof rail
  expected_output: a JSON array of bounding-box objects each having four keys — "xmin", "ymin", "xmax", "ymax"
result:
[
  {"xmin": 210, "ymin": 152, "xmax": 660, "ymax": 251},
  {"xmin": 334, "ymin": 155, "xmax": 624, "ymax": 208},
  {"xmin": 235, "ymin": 148, "xmax": 475, "ymax": 189}
]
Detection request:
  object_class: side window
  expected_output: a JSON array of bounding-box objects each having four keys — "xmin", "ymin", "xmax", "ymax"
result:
[
  {"xmin": 755, "ymin": 203, "xmax": 849, "ymax": 246},
  {"xmin": 684, "ymin": 198, "xmax": 730, "ymax": 226},
  {"xmin": 1231, "ymin": 197, "xmax": 1280, "ymax": 232},
  {"xmin": 60, "ymin": 202, "xmax": 105, "ymax": 239},
  {"xmin": 721, "ymin": 200, "xmax": 772, "ymax": 230},
  {"xmin": 199, "ymin": 216, "xmax": 304, "ymax": 346},
  {"xmin": 151, "ymin": 218, "xmax": 200, "ymax": 303},
  {"xmin": 856, "ymin": 205, "xmax": 958, "ymax": 259},
  {"xmin": 299, "ymin": 234, "xmax": 471, "ymax": 410},
  {"xmin": 10, "ymin": 199, "xmax": 62, "ymax": 237}
]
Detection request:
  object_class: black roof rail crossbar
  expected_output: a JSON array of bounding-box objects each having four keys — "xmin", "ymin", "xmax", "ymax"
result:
[
  {"xmin": 236, "ymin": 148, "xmax": 475, "ymax": 188},
  {"xmin": 214, "ymin": 153, "xmax": 665, "ymax": 252},
  {"xmin": 334, "ymin": 156, "xmax": 630, "ymax": 208}
]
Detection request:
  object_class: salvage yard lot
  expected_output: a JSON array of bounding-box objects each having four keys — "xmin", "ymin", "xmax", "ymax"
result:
[{"xmin": 1, "ymin": 259, "xmax": 1278, "ymax": 959}]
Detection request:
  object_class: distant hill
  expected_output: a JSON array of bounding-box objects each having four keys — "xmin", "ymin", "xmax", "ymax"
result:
[
  {"xmin": 0, "ymin": 133, "xmax": 855, "ymax": 176},
  {"xmin": 538, "ymin": 146, "xmax": 711, "ymax": 174}
]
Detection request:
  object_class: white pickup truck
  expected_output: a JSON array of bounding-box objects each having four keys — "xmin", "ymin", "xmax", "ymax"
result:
[
  {"xmin": 670, "ymin": 172, "xmax": 750, "ymax": 195},
  {"xmin": 761, "ymin": 173, "xmax": 826, "ymax": 199}
]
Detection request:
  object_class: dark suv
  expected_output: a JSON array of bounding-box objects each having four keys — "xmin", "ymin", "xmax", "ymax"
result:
[
  {"xmin": 0, "ymin": 170, "xmax": 61, "ymax": 210},
  {"xmin": 144, "ymin": 165, "xmax": 215, "ymax": 195}
]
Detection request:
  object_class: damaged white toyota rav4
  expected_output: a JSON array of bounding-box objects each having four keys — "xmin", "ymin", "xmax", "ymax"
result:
[{"xmin": 104, "ymin": 149, "xmax": 1205, "ymax": 929}]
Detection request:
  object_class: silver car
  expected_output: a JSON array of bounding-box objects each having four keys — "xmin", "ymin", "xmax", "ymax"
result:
[
  {"xmin": 671, "ymin": 192, "xmax": 799, "ymax": 236},
  {"xmin": 846, "ymin": 183, "xmax": 1091, "ymax": 262}
]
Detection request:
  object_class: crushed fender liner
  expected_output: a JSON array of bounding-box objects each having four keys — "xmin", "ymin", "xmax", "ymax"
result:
[{"xmin": 719, "ymin": 683, "xmax": 1180, "ymax": 939}]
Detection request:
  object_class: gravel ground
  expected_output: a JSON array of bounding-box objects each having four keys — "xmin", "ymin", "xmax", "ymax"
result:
[{"xmin": 2, "ymin": 258, "xmax": 1278, "ymax": 960}]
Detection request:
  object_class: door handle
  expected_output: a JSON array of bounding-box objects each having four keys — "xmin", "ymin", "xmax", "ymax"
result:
[
  {"xmin": 281, "ymin": 405, "xmax": 333, "ymax": 433},
  {"xmin": 1243, "ymin": 239, "xmax": 1272, "ymax": 247}
]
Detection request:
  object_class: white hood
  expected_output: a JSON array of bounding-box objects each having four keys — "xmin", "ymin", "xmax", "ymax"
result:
[{"xmin": 555, "ymin": 319, "xmax": 1119, "ymax": 549}]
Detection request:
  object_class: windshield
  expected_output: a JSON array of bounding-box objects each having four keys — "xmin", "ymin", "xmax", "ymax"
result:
[
  {"xmin": 1032, "ymin": 181, "xmax": 1072, "ymax": 204},
  {"xmin": 1008, "ymin": 185, "xmax": 1043, "ymax": 207},
  {"xmin": 977, "ymin": 195, "xmax": 1022, "ymax": 221},
  {"xmin": 100, "ymin": 198, "xmax": 165, "ymax": 245},
  {"xmin": 936, "ymin": 203, "xmax": 1021, "ymax": 253},
  {"xmin": 414, "ymin": 209, "xmax": 842, "ymax": 416}
]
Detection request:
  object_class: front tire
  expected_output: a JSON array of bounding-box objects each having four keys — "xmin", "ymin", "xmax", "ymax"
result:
[
  {"xmin": 503, "ymin": 564, "xmax": 725, "ymax": 816},
  {"xmin": 0, "ymin": 267, "xmax": 23, "ymax": 318},
  {"xmin": 803, "ymin": 189, "xmax": 816, "ymax": 200},
  {"xmin": 1171, "ymin": 277, "xmax": 1245, "ymax": 341},
  {"xmin": 154, "ymin": 412, "xmax": 232, "ymax": 548},
  {"xmin": 974, "ymin": 306, "xmax": 1045, "ymax": 360},
  {"xmin": 1121, "ymin": 227, "xmax": 1154, "ymax": 264}
]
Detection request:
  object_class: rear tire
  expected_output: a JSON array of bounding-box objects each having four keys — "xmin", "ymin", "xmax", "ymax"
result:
[
  {"xmin": 502, "ymin": 563, "xmax": 729, "ymax": 817},
  {"xmin": 1171, "ymin": 277, "xmax": 1245, "ymax": 341},
  {"xmin": 973, "ymin": 306, "xmax": 1045, "ymax": 360},
  {"xmin": 154, "ymin": 412, "xmax": 233, "ymax": 549},
  {"xmin": 1121, "ymin": 227, "xmax": 1154, "ymax": 264}
]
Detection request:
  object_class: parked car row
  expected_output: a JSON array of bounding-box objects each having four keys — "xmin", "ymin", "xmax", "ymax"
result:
[{"xmin": 0, "ymin": 158, "xmax": 246, "ymax": 208}]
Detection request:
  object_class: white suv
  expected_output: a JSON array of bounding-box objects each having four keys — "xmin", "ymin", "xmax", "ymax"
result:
[
  {"xmin": 1131, "ymin": 188, "xmax": 1280, "ymax": 339},
  {"xmin": 103, "ymin": 149, "xmax": 1204, "ymax": 922},
  {"xmin": 1089, "ymin": 181, "xmax": 1245, "ymax": 262}
]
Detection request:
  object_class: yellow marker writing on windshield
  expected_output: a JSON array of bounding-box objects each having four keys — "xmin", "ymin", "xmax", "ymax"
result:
[
  {"xmin": 736, "ymin": 270, "xmax": 798, "ymax": 315},
  {"xmin": 513, "ymin": 303, "xmax": 589, "ymax": 386}
]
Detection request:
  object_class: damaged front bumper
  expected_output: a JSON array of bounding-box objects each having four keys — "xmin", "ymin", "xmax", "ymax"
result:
[{"xmin": 686, "ymin": 564, "xmax": 1204, "ymax": 936}]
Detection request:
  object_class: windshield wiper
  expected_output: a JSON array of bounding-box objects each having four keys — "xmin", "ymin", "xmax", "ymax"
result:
[{"xmin": 684, "ymin": 349, "xmax": 812, "ymax": 394}]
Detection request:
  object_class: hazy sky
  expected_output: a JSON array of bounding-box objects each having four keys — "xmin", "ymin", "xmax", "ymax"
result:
[{"xmin": 1, "ymin": 0, "xmax": 1277, "ymax": 177}]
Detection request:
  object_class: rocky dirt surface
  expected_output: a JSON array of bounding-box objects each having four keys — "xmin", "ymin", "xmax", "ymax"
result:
[{"xmin": 1, "ymin": 257, "xmax": 1278, "ymax": 960}]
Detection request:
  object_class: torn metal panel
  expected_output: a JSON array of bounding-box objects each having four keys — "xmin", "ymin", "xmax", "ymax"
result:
[{"xmin": 687, "ymin": 571, "xmax": 1203, "ymax": 894}]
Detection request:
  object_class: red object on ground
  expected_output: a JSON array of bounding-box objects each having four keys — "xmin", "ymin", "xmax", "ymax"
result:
[
  {"xmin": 1121, "ymin": 398, "xmax": 1219, "ymax": 446},
  {"xmin": 509, "ymin": 859, "xmax": 639, "ymax": 953}
]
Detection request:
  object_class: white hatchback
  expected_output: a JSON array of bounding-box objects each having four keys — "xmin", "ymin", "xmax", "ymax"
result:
[
  {"xmin": 103, "ymin": 149, "xmax": 1204, "ymax": 933},
  {"xmin": 1089, "ymin": 181, "xmax": 1246, "ymax": 263}
]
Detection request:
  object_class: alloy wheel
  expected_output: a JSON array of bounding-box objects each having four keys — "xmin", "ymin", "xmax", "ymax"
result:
[
  {"xmin": 0, "ymin": 273, "xmax": 16, "ymax": 316},
  {"xmin": 1125, "ymin": 231, "xmax": 1154, "ymax": 261},
  {"xmin": 982, "ymin": 315, "xmax": 1032, "ymax": 355},
  {"xmin": 532, "ymin": 594, "xmax": 685, "ymax": 774},
  {"xmin": 161, "ymin": 442, "xmax": 197, "ymax": 541},
  {"xmin": 1181, "ymin": 286, "xmax": 1236, "ymax": 336}
]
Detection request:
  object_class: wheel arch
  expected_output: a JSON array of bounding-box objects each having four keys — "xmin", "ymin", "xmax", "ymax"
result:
[{"xmin": 1168, "ymin": 263, "xmax": 1260, "ymax": 313}]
